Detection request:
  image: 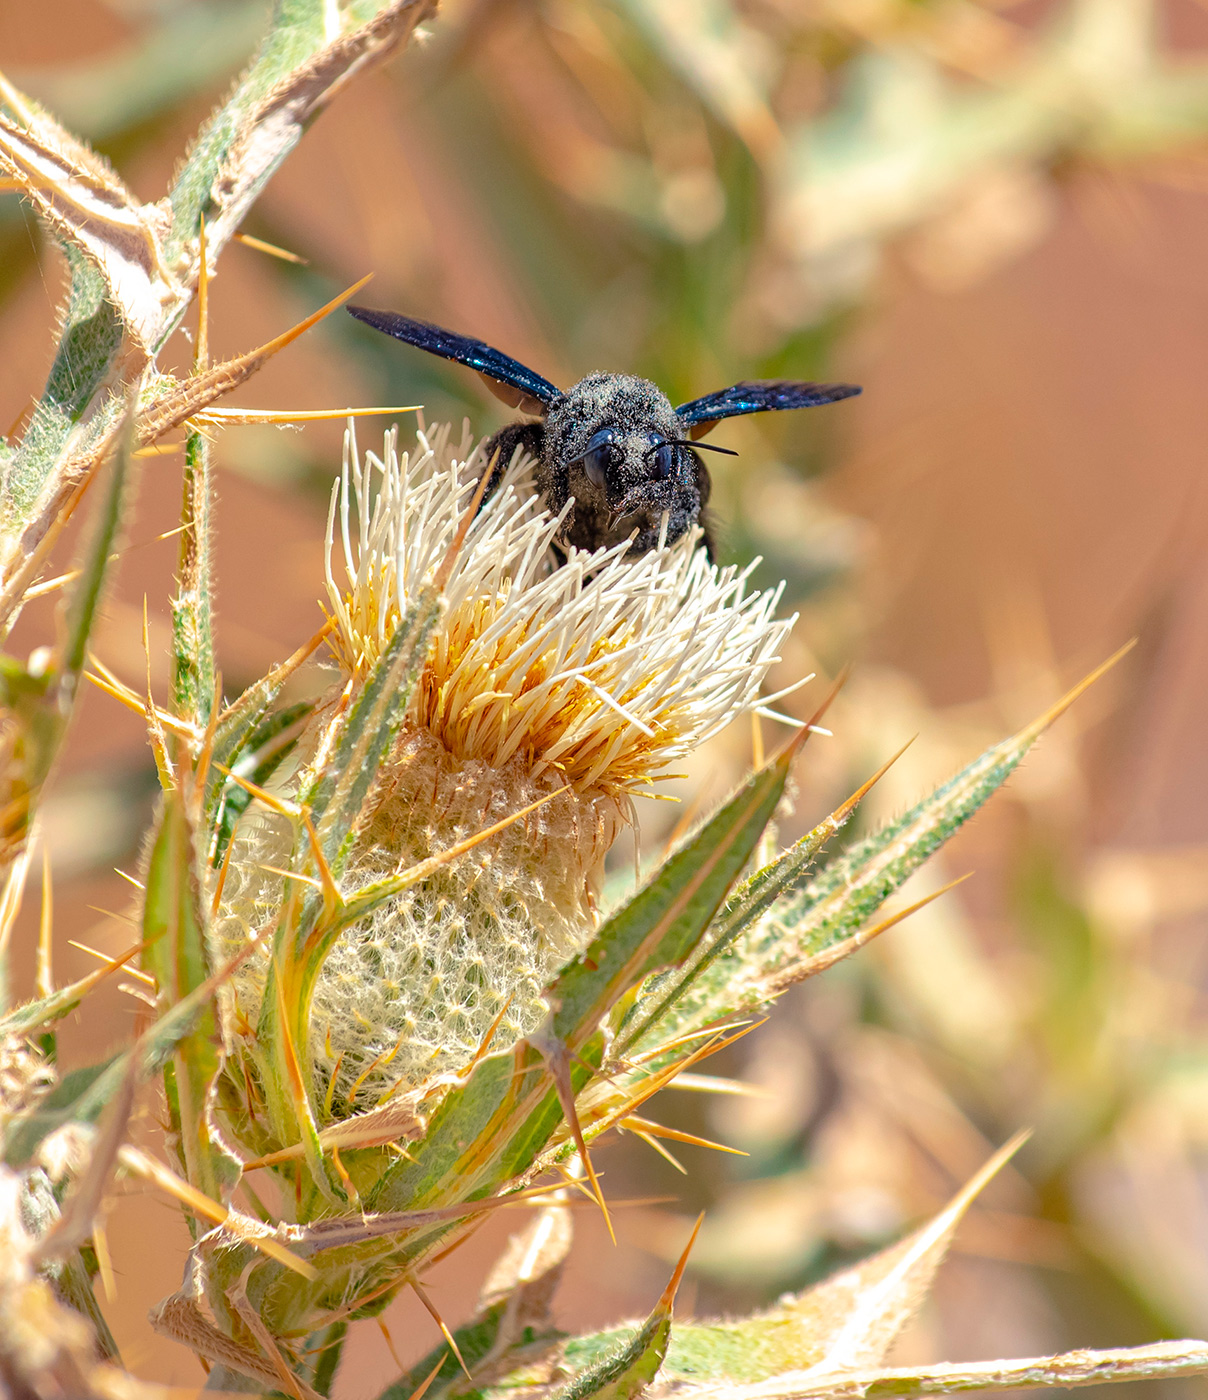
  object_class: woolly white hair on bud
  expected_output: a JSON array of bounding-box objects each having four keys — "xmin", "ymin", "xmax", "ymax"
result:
[{"xmin": 216, "ymin": 423, "xmax": 801, "ymax": 1107}]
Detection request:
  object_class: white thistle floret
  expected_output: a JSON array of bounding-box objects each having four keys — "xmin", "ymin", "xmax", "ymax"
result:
[
  {"xmin": 218, "ymin": 422, "xmax": 801, "ymax": 1104},
  {"xmin": 324, "ymin": 420, "xmax": 796, "ymax": 796}
]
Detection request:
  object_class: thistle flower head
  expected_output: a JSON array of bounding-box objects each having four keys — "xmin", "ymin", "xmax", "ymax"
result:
[
  {"xmin": 324, "ymin": 422, "xmax": 793, "ymax": 795},
  {"xmin": 217, "ymin": 423, "xmax": 798, "ymax": 1108}
]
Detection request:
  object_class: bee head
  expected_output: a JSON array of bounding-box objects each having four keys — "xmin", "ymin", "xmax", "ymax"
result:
[{"xmin": 544, "ymin": 373, "xmax": 704, "ymax": 554}]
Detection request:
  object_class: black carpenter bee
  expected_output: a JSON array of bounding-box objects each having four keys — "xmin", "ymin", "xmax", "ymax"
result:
[{"xmin": 347, "ymin": 305, "xmax": 861, "ymax": 558}]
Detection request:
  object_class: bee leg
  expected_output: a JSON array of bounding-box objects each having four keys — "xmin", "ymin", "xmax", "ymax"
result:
[
  {"xmin": 690, "ymin": 449, "xmax": 714, "ymax": 560},
  {"xmin": 480, "ymin": 421, "xmax": 546, "ymax": 507}
]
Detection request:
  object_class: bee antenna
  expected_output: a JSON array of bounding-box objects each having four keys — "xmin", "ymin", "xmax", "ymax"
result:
[{"xmin": 670, "ymin": 438, "xmax": 737, "ymax": 457}]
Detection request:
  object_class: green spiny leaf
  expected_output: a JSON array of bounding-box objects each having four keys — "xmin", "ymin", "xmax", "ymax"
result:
[
  {"xmin": 0, "ymin": 944, "xmax": 141, "ymax": 1039},
  {"xmin": 628, "ymin": 653, "xmax": 1131, "ymax": 1058},
  {"xmin": 654, "ymin": 1138, "xmax": 1025, "ymax": 1387},
  {"xmin": 473, "ymin": 1144, "xmax": 1023, "ymax": 1400},
  {"xmin": 245, "ymin": 590, "xmax": 444, "ymax": 1188},
  {"xmin": 5, "ymin": 922, "xmax": 246, "ymax": 1166},
  {"xmin": 556, "ymin": 1217, "xmax": 699, "ymax": 1400},
  {"xmin": 554, "ymin": 1310, "xmax": 671, "ymax": 1400},
  {"xmin": 0, "ymin": 411, "xmax": 133, "ymax": 1008},
  {"xmin": 613, "ymin": 749, "xmax": 895, "ymax": 1058},
  {"xmin": 210, "ymin": 699, "xmax": 312, "ymax": 861},
  {"xmin": 208, "ymin": 629, "xmax": 324, "ymax": 809},
  {"xmin": 2, "ymin": 248, "xmax": 122, "ymax": 532},
  {"xmin": 549, "ymin": 742, "xmax": 795, "ymax": 1048},
  {"xmin": 171, "ymin": 429, "xmax": 216, "ymax": 729},
  {"xmin": 62, "ymin": 411, "xmax": 134, "ymax": 684},
  {"xmin": 143, "ymin": 778, "xmax": 239, "ymax": 1204}
]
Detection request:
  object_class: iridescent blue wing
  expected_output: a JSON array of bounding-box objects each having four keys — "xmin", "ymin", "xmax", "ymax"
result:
[
  {"xmin": 676, "ymin": 379, "xmax": 861, "ymax": 437},
  {"xmin": 348, "ymin": 306, "xmax": 562, "ymax": 412}
]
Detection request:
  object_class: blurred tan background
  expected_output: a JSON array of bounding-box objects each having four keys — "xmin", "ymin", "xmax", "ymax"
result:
[{"xmin": 7, "ymin": 0, "xmax": 1208, "ymax": 1394}]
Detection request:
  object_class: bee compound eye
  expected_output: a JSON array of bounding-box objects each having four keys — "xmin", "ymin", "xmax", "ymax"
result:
[
  {"xmin": 652, "ymin": 442, "xmax": 676, "ymax": 480},
  {"xmin": 584, "ymin": 446, "xmax": 608, "ymax": 488},
  {"xmin": 578, "ymin": 427, "xmax": 617, "ymax": 488}
]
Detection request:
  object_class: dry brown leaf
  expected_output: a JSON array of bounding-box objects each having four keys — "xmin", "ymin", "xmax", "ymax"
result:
[
  {"xmin": 0, "ymin": 115, "xmax": 183, "ymax": 354},
  {"xmin": 479, "ymin": 1199, "xmax": 573, "ymax": 1343},
  {"xmin": 0, "ymin": 1166, "xmax": 168, "ymax": 1399},
  {"xmin": 203, "ymin": 0, "xmax": 437, "ymax": 261},
  {"xmin": 656, "ymin": 1133, "xmax": 1028, "ymax": 1400},
  {"xmin": 782, "ymin": 1132, "xmax": 1028, "ymax": 1378},
  {"xmin": 711, "ymin": 1339, "xmax": 1208, "ymax": 1400}
]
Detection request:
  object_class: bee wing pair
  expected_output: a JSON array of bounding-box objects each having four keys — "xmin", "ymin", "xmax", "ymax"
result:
[{"xmin": 346, "ymin": 306, "xmax": 860, "ymax": 435}]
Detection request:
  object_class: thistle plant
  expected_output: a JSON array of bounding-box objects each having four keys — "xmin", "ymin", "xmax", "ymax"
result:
[
  {"xmin": 4, "ymin": 5, "xmax": 1208, "ymax": 1400},
  {"xmin": 214, "ymin": 422, "xmax": 801, "ymax": 1110}
]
